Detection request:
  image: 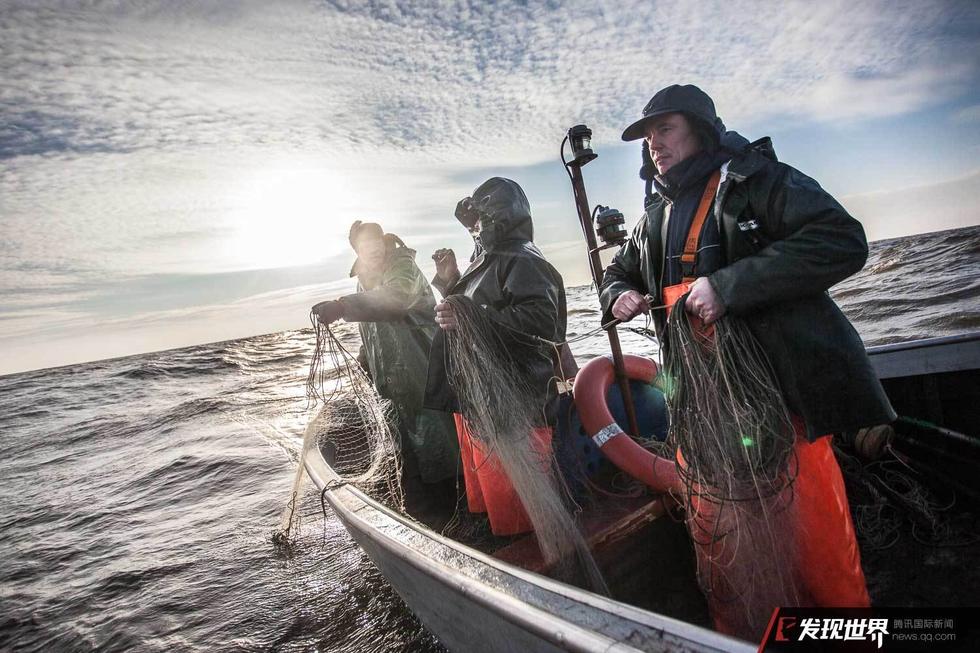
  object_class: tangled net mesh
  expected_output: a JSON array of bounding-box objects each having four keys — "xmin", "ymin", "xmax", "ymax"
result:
[
  {"xmin": 444, "ymin": 295, "xmax": 608, "ymax": 594},
  {"xmin": 835, "ymin": 443, "xmax": 980, "ymax": 551},
  {"xmin": 274, "ymin": 314, "xmax": 404, "ymax": 545},
  {"xmin": 663, "ymin": 296, "xmax": 801, "ymax": 634}
]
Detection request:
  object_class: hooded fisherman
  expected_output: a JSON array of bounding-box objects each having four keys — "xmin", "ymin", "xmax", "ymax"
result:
[
  {"xmin": 424, "ymin": 177, "xmax": 568, "ymax": 536},
  {"xmin": 312, "ymin": 222, "xmax": 459, "ymax": 512},
  {"xmin": 599, "ymin": 84, "xmax": 896, "ymax": 635},
  {"xmin": 430, "ymin": 190, "xmax": 579, "ymax": 373}
]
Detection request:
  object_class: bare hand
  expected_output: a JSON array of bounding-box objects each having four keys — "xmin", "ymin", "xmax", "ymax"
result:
[
  {"xmin": 685, "ymin": 277, "xmax": 726, "ymax": 325},
  {"xmin": 312, "ymin": 300, "xmax": 345, "ymax": 325},
  {"xmin": 432, "ymin": 248, "xmax": 459, "ymax": 283},
  {"xmin": 435, "ymin": 300, "xmax": 458, "ymax": 330},
  {"xmin": 611, "ymin": 290, "xmax": 650, "ymax": 322}
]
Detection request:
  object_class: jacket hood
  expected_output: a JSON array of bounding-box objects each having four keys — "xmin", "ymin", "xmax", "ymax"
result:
[
  {"xmin": 725, "ymin": 135, "xmax": 778, "ymax": 182},
  {"xmin": 470, "ymin": 177, "xmax": 533, "ymax": 250},
  {"xmin": 718, "ymin": 129, "xmax": 751, "ymax": 154}
]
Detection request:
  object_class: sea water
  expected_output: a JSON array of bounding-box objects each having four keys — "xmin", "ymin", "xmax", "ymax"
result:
[{"xmin": 1, "ymin": 226, "xmax": 977, "ymax": 652}]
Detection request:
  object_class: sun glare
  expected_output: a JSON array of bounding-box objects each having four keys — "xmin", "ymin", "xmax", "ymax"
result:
[{"xmin": 226, "ymin": 167, "xmax": 354, "ymax": 270}]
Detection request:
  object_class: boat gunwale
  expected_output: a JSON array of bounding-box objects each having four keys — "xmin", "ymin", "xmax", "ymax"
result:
[
  {"xmin": 865, "ymin": 331, "xmax": 980, "ymax": 356},
  {"xmin": 304, "ymin": 444, "xmax": 752, "ymax": 653}
]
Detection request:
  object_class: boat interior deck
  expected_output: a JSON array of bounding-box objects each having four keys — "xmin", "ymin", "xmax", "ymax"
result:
[
  {"xmin": 843, "ymin": 363, "xmax": 980, "ymax": 608},
  {"xmin": 403, "ymin": 466, "xmax": 712, "ymax": 628}
]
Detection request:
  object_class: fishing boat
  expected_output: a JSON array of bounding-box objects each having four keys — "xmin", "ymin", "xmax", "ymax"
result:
[{"xmin": 303, "ymin": 331, "xmax": 980, "ymax": 652}]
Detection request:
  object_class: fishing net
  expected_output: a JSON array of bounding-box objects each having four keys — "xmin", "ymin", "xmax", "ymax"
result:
[
  {"xmin": 662, "ymin": 296, "xmax": 800, "ymax": 636},
  {"xmin": 443, "ymin": 295, "xmax": 608, "ymax": 594},
  {"xmin": 835, "ymin": 441, "xmax": 980, "ymax": 551},
  {"xmin": 274, "ymin": 314, "xmax": 403, "ymax": 546}
]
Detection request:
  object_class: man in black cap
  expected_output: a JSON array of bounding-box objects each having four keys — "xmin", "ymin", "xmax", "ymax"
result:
[
  {"xmin": 599, "ymin": 84, "xmax": 896, "ymax": 633},
  {"xmin": 602, "ymin": 83, "xmax": 894, "ymax": 443},
  {"xmin": 311, "ymin": 221, "xmax": 459, "ymax": 513}
]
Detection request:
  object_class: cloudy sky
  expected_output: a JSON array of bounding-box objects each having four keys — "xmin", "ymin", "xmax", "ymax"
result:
[{"xmin": 2, "ymin": 0, "xmax": 979, "ymax": 375}]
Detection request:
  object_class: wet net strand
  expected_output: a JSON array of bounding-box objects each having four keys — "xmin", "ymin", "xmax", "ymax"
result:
[
  {"xmin": 443, "ymin": 295, "xmax": 608, "ymax": 594},
  {"xmin": 275, "ymin": 313, "xmax": 404, "ymax": 545},
  {"xmin": 663, "ymin": 296, "xmax": 801, "ymax": 635},
  {"xmin": 835, "ymin": 444, "xmax": 980, "ymax": 550}
]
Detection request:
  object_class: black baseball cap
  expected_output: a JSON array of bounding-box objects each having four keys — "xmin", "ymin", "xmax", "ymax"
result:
[{"xmin": 621, "ymin": 84, "xmax": 720, "ymax": 142}]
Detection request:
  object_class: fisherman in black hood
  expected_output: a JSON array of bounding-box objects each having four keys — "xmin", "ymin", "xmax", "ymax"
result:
[
  {"xmin": 425, "ymin": 177, "xmax": 566, "ymax": 410},
  {"xmin": 424, "ymin": 177, "xmax": 568, "ymax": 535},
  {"xmin": 599, "ymin": 84, "xmax": 896, "ymax": 635}
]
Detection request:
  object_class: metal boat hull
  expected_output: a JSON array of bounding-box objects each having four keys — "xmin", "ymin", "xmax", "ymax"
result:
[{"xmin": 304, "ymin": 450, "xmax": 750, "ymax": 653}]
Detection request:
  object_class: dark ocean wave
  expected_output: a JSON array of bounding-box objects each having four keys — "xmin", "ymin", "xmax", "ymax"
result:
[
  {"xmin": 566, "ymin": 306, "xmax": 600, "ymax": 316},
  {"xmin": 156, "ymin": 396, "xmax": 238, "ymax": 424},
  {"xmin": 5, "ymin": 407, "xmax": 52, "ymax": 420},
  {"xmin": 1, "ymin": 618, "xmax": 143, "ymax": 653},
  {"xmin": 114, "ymin": 358, "xmax": 242, "ymax": 379},
  {"xmin": 832, "ymin": 226, "xmax": 980, "ymax": 345},
  {"xmin": 59, "ymin": 506, "xmax": 138, "ymax": 531},
  {"xmin": 0, "ymin": 504, "xmax": 75, "ymax": 534},
  {"xmin": 92, "ymin": 562, "xmax": 198, "ymax": 601},
  {"xmin": 118, "ymin": 454, "xmax": 257, "ymax": 504}
]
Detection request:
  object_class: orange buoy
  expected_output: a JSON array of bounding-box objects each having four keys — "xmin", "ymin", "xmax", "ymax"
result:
[{"xmin": 572, "ymin": 355, "xmax": 680, "ymax": 493}]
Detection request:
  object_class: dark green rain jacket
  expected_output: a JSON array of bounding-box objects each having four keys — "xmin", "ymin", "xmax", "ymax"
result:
[
  {"xmin": 599, "ymin": 137, "xmax": 896, "ymax": 440},
  {"xmin": 341, "ymin": 236, "xmax": 459, "ymax": 483},
  {"xmin": 424, "ymin": 177, "xmax": 567, "ymax": 424}
]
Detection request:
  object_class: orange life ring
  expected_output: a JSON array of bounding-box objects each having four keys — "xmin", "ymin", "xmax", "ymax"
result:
[{"xmin": 572, "ymin": 355, "xmax": 680, "ymax": 493}]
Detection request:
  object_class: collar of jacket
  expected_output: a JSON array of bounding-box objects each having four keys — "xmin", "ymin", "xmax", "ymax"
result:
[
  {"xmin": 653, "ymin": 147, "xmax": 730, "ymax": 202},
  {"xmin": 646, "ymin": 132, "xmax": 768, "ymax": 205},
  {"xmin": 452, "ymin": 250, "xmax": 487, "ymax": 289},
  {"xmin": 641, "ymin": 136, "xmax": 776, "ymax": 287},
  {"xmin": 709, "ymin": 137, "xmax": 777, "ymax": 228}
]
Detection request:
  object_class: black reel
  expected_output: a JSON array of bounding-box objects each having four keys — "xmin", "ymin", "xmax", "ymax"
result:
[{"xmin": 595, "ymin": 205, "xmax": 627, "ymax": 246}]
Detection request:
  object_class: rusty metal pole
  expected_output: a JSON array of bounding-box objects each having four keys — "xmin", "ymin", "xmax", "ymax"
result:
[{"xmin": 565, "ymin": 163, "xmax": 642, "ymax": 438}]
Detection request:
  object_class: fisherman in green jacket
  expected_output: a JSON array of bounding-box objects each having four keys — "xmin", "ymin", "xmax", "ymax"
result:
[{"xmin": 313, "ymin": 222, "xmax": 459, "ymax": 509}]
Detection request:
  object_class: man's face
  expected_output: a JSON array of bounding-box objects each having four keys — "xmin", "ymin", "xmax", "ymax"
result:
[
  {"xmin": 643, "ymin": 113, "xmax": 701, "ymax": 175},
  {"xmin": 354, "ymin": 234, "xmax": 385, "ymax": 269}
]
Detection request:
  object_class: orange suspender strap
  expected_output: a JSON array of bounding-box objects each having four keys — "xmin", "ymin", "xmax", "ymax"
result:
[{"xmin": 679, "ymin": 169, "xmax": 722, "ymax": 282}]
